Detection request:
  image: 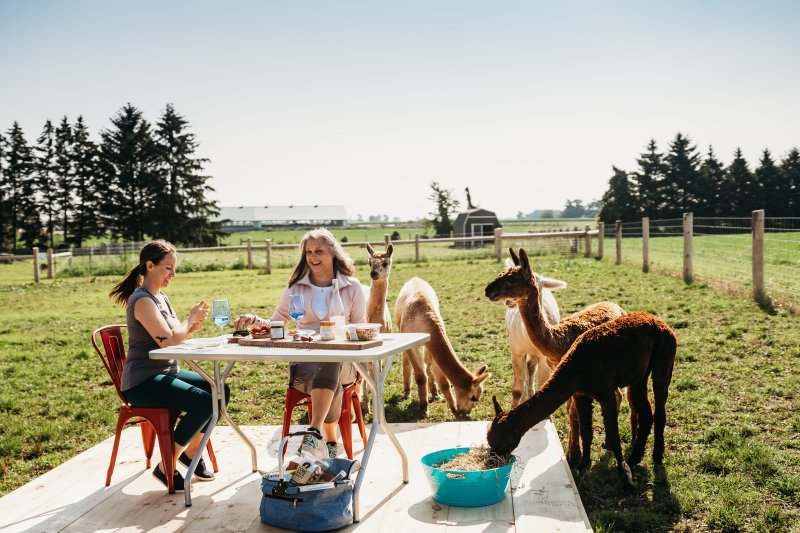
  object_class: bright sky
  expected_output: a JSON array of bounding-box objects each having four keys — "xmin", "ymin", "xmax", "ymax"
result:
[{"xmin": 1, "ymin": 1, "xmax": 798, "ymax": 220}]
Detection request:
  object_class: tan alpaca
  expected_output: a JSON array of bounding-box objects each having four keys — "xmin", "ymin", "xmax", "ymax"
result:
[
  {"xmin": 488, "ymin": 311, "xmax": 677, "ymax": 488},
  {"xmin": 363, "ymin": 243, "xmax": 393, "ymax": 332},
  {"xmin": 485, "ymin": 247, "xmax": 626, "ymax": 468},
  {"xmin": 395, "ymin": 277, "xmax": 491, "ymax": 417}
]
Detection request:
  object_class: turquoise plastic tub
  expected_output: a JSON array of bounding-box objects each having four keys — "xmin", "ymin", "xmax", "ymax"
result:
[{"xmin": 420, "ymin": 447, "xmax": 515, "ymax": 507}]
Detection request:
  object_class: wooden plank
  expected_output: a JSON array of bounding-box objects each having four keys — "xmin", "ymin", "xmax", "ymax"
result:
[
  {"xmin": 238, "ymin": 338, "xmax": 383, "ymax": 350},
  {"xmin": 510, "ymin": 420, "xmax": 593, "ymax": 532}
]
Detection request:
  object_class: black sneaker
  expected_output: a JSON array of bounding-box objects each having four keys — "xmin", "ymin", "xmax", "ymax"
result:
[
  {"xmin": 178, "ymin": 452, "xmax": 215, "ymax": 481},
  {"xmin": 153, "ymin": 462, "xmax": 185, "ymax": 491}
]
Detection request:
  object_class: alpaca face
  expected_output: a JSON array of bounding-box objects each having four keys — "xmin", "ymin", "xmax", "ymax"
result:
[
  {"xmin": 366, "ymin": 243, "xmax": 393, "ymax": 281},
  {"xmin": 485, "ymin": 249, "xmax": 539, "ymax": 303},
  {"xmin": 454, "ymin": 365, "xmax": 491, "ymax": 416},
  {"xmin": 487, "ymin": 396, "xmax": 523, "ymax": 455}
]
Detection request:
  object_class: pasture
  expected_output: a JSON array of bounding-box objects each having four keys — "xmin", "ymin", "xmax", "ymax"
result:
[{"xmin": 0, "ymin": 255, "xmax": 798, "ymax": 532}]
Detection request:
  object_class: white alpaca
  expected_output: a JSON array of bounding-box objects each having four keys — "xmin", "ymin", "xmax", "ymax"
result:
[{"xmin": 504, "ymin": 260, "xmax": 567, "ymax": 407}]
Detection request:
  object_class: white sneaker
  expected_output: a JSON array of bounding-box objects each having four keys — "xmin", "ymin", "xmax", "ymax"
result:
[
  {"xmin": 326, "ymin": 442, "xmax": 339, "ymax": 458},
  {"xmin": 298, "ymin": 429, "xmax": 326, "ymax": 459}
]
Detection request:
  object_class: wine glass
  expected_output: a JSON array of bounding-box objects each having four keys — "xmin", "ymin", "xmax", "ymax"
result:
[
  {"xmin": 212, "ymin": 299, "xmax": 230, "ymax": 344},
  {"xmin": 288, "ymin": 294, "xmax": 305, "ymax": 332}
]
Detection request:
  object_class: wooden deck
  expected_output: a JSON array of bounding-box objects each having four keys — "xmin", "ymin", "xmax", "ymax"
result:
[{"xmin": 0, "ymin": 421, "xmax": 592, "ymax": 532}]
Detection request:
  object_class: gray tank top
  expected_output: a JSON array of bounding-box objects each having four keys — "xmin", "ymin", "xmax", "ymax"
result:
[{"xmin": 121, "ymin": 286, "xmax": 180, "ymax": 391}]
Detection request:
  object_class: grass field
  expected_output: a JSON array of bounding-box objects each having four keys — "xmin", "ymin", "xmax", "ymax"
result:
[{"xmin": 1, "ymin": 255, "xmax": 798, "ymax": 531}]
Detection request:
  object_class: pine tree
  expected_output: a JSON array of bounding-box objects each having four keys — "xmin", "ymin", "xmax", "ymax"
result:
[
  {"xmin": 54, "ymin": 117, "xmax": 74, "ymax": 245},
  {"xmin": 99, "ymin": 104, "xmax": 161, "ymax": 242},
  {"xmin": 71, "ymin": 116, "xmax": 104, "ymax": 247},
  {"xmin": 662, "ymin": 133, "xmax": 702, "ymax": 218},
  {"xmin": 632, "ymin": 139, "xmax": 666, "ymax": 218},
  {"xmin": 5, "ymin": 122, "xmax": 40, "ymax": 250},
  {"xmin": 756, "ymin": 149, "xmax": 781, "ymax": 216},
  {"xmin": 724, "ymin": 148, "xmax": 753, "ymax": 216},
  {"xmin": 153, "ymin": 103, "xmax": 221, "ymax": 245},
  {"xmin": 699, "ymin": 146, "xmax": 725, "ymax": 217},
  {"xmin": 427, "ymin": 181, "xmax": 460, "ymax": 236},
  {"xmin": 35, "ymin": 120, "xmax": 58, "ymax": 248},
  {"xmin": 779, "ymin": 148, "xmax": 800, "ymax": 217},
  {"xmin": 0, "ymin": 131, "xmax": 8, "ymax": 251},
  {"xmin": 598, "ymin": 167, "xmax": 638, "ymax": 224}
]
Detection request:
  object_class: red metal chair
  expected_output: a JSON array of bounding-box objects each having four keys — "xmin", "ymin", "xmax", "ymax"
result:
[
  {"xmin": 281, "ymin": 380, "xmax": 368, "ymax": 459},
  {"xmin": 92, "ymin": 325, "xmax": 218, "ymax": 493}
]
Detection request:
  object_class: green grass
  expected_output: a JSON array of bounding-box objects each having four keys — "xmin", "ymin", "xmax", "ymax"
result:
[{"xmin": 0, "ymin": 256, "xmax": 798, "ymax": 531}]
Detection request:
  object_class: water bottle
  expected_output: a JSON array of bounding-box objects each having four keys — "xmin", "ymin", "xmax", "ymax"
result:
[{"xmin": 329, "ymin": 279, "xmax": 346, "ymax": 340}]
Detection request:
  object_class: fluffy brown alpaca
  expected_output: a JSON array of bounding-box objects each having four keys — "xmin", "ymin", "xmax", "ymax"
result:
[
  {"xmin": 487, "ymin": 311, "xmax": 677, "ymax": 487},
  {"xmin": 395, "ymin": 276, "xmax": 491, "ymax": 417},
  {"xmin": 485, "ymin": 247, "xmax": 626, "ymax": 468}
]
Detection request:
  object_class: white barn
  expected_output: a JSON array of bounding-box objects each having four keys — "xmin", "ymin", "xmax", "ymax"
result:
[{"xmin": 215, "ymin": 205, "xmax": 348, "ymax": 230}]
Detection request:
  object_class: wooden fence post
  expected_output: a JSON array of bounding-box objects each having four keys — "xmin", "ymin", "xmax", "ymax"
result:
[
  {"xmin": 683, "ymin": 212, "xmax": 693, "ymax": 284},
  {"xmin": 642, "ymin": 217, "xmax": 650, "ymax": 273},
  {"xmin": 494, "ymin": 227, "xmax": 503, "ymax": 262},
  {"xmin": 752, "ymin": 209, "xmax": 765, "ymax": 302},
  {"xmin": 597, "ymin": 222, "xmax": 604, "ymax": 260},
  {"xmin": 68, "ymin": 245, "xmax": 74, "ymax": 265},
  {"xmin": 47, "ymin": 247, "xmax": 54, "ymax": 279},
  {"xmin": 384, "ymin": 234, "xmax": 390, "ymax": 246},
  {"xmin": 247, "ymin": 238, "xmax": 253, "ymax": 268},
  {"xmin": 265, "ymin": 239, "xmax": 272, "ymax": 275},
  {"xmin": 583, "ymin": 225, "xmax": 591, "ymax": 258},
  {"xmin": 615, "ymin": 220, "xmax": 622, "ymax": 265},
  {"xmin": 89, "ymin": 247, "xmax": 94, "ymax": 274},
  {"xmin": 415, "ymin": 234, "xmax": 420, "ymax": 263},
  {"xmin": 33, "ymin": 246, "xmax": 40, "ymax": 283}
]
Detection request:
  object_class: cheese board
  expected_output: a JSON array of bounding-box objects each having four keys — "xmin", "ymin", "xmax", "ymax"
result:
[{"xmin": 237, "ymin": 337, "xmax": 383, "ymax": 350}]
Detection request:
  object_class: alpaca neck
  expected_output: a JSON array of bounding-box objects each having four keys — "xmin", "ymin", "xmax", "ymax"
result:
[
  {"xmin": 426, "ymin": 315, "xmax": 473, "ymax": 389},
  {"xmin": 517, "ymin": 292, "xmax": 568, "ymax": 363},
  {"xmin": 366, "ymin": 278, "xmax": 388, "ymax": 323},
  {"xmin": 504, "ymin": 359, "xmax": 579, "ymax": 431}
]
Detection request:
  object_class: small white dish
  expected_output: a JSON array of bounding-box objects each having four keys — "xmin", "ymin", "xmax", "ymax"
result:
[{"xmin": 184, "ymin": 337, "xmax": 223, "ymax": 348}]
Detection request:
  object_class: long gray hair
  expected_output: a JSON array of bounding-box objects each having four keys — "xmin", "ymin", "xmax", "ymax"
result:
[{"xmin": 287, "ymin": 228, "xmax": 354, "ymax": 287}]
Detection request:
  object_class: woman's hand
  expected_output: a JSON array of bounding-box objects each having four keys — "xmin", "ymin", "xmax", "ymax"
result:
[
  {"xmin": 188, "ymin": 301, "xmax": 209, "ymax": 327},
  {"xmin": 233, "ymin": 313, "xmax": 260, "ymax": 330}
]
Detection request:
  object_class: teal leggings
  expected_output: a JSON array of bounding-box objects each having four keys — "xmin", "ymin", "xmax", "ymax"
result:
[{"xmin": 123, "ymin": 370, "xmax": 231, "ymax": 447}]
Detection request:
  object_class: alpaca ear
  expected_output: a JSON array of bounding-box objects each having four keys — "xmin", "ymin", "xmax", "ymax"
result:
[
  {"xmin": 475, "ymin": 364, "xmax": 488, "ymax": 375},
  {"xmin": 366, "ymin": 243, "xmax": 375, "ymax": 256},
  {"xmin": 473, "ymin": 371, "xmax": 492, "ymax": 386},
  {"xmin": 492, "ymin": 395, "xmax": 504, "ymax": 416},
  {"xmin": 386, "ymin": 243, "xmax": 394, "ymax": 258},
  {"xmin": 518, "ymin": 249, "xmax": 532, "ymax": 278},
  {"xmin": 508, "ymin": 247, "xmax": 519, "ymax": 266}
]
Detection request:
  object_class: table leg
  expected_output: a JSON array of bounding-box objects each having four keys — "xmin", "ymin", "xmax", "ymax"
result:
[
  {"xmin": 181, "ymin": 360, "xmax": 220, "ymax": 507},
  {"xmin": 219, "ymin": 361, "xmax": 258, "ymax": 471}
]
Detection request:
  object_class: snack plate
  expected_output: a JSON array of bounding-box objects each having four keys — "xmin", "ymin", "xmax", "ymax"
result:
[{"xmin": 184, "ymin": 337, "xmax": 224, "ymax": 348}]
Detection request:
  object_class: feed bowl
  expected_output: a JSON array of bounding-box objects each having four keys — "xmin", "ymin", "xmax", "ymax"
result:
[
  {"xmin": 420, "ymin": 447, "xmax": 515, "ymax": 507},
  {"xmin": 347, "ymin": 323, "xmax": 381, "ymax": 341}
]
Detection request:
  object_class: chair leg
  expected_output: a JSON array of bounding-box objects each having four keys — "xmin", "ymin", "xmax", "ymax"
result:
[
  {"xmin": 106, "ymin": 414, "xmax": 129, "ymax": 486},
  {"xmin": 205, "ymin": 440, "xmax": 219, "ymax": 473},
  {"xmin": 352, "ymin": 392, "xmax": 367, "ymax": 446},
  {"xmin": 152, "ymin": 411, "xmax": 177, "ymax": 494},
  {"xmin": 140, "ymin": 420, "xmax": 156, "ymax": 469}
]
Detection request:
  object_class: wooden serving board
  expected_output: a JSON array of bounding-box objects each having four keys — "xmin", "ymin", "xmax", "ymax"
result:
[{"xmin": 237, "ymin": 337, "xmax": 383, "ymax": 350}]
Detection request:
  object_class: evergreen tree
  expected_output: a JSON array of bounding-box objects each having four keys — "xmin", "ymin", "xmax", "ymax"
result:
[
  {"xmin": 153, "ymin": 103, "xmax": 222, "ymax": 245},
  {"xmin": 723, "ymin": 148, "xmax": 753, "ymax": 216},
  {"xmin": 35, "ymin": 120, "xmax": 58, "ymax": 247},
  {"xmin": 5, "ymin": 122, "xmax": 40, "ymax": 250},
  {"xmin": 699, "ymin": 146, "xmax": 726, "ymax": 217},
  {"xmin": 562, "ymin": 199, "xmax": 586, "ymax": 218},
  {"xmin": 427, "ymin": 181, "xmax": 459, "ymax": 236},
  {"xmin": 662, "ymin": 133, "xmax": 702, "ymax": 218},
  {"xmin": 779, "ymin": 148, "xmax": 800, "ymax": 217},
  {"xmin": 756, "ymin": 149, "xmax": 781, "ymax": 216},
  {"xmin": 54, "ymin": 117, "xmax": 74, "ymax": 245},
  {"xmin": 0, "ymin": 131, "xmax": 8, "ymax": 250},
  {"xmin": 71, "ymin": 116, "xmax": 104, "ymax": 247},
  {"xmin": 99, "ymin": 104, "xmax": 161, "ymax": 242},
  {"xmin": 598, "ymin": 167, "xmax": 638, "ymax": 223},
  {"xmin": 632, "ymin": 139, "xmax": 666, "ymax": 218}
]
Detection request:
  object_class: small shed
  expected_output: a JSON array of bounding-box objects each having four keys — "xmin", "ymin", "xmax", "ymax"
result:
[{"xmin": 453, "ymin": 208, "xmax": 502, "ymax": 247}]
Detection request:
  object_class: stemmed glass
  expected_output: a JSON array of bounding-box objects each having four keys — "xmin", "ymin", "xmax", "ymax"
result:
[
  {"xmin": 288, "ymin": 294, "xmax": 306, "ymax": 332},
  {"xmin": 212, "ymin": 299, "xmax": 231, "ymax": 345}
]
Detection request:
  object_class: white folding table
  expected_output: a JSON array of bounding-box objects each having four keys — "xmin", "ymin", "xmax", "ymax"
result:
[{"xmin": 150, "ymin": 332, "xmax": 430, "ymax": 519}]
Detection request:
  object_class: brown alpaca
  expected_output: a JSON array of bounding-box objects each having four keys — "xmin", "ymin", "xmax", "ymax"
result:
[
  {"xmin": 395, "ymin": 276, "xmax": 491, "ymax": 417},
  {"xmin": 487, "ymin": 312, "xmax": 677, "ymax": 488},
  {"xmin": 485, "ymin": 247, "xmax": 626, "ymax": 468}
]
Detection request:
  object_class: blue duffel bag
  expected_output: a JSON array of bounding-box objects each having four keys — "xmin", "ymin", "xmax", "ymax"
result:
[{"xmin": 260, "ymin": 432, "xmax": 357, "ymax": 532}]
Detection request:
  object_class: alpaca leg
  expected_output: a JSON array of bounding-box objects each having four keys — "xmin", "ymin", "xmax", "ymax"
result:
[
  {"xmin": 535, "ymin": 354, "xmax": 551, "ymax": 391},
  {"xmin": 429, "ymin": 360, "xmax": 458, "ymax": 416},
  {"xmin": 402, "ymin": 350, "xmax": 412, "ymax": 398},
  {"xmin": 626, "ymin": 380, "xmax": 653, "ymax": 466},
  {"xmin": 565, "ymin": 398, "xmax": 582, "ymax": 468},
  {"xmin": 599, "ymin": 394, "xmax": 634, "ymax": 488},
  {"xmin": 525, "ymin": 353, "xmax": 536, "ymax": 398},
  {"xmin": 510, "ymin": 350, "xmax": 529, "ymax": 408},
  {"xmin": 423, "ymin": 350, "xmax": 440, "ymax": 401},
  {"xmin": 651, "ymin": 366, "xmax": 673, "ymax": 465},
  {"xmin": 575, "ymin": 395, "xmax": 594, "ymax": 470},
  {"xmin": 406, "ymin": 347, "xmax": 429, "ymax": 415},
  {"xmin": 602, "ymin": 387, "xmax": 623, "ymax": 450}
]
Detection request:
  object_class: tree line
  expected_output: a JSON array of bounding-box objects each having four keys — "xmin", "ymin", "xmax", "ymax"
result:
[
  {"xmin": 0, "ymin": 103, "xmax": 221, "ymax": 252},
  {"xmin": 598, "ymin": 133, "xmax": 800, "ymax": 224}
]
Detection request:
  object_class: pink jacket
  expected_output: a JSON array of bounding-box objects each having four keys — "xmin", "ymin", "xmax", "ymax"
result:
[{"xmin": 270, "ymin": 272, "xmax": 367, "ymax": 330}]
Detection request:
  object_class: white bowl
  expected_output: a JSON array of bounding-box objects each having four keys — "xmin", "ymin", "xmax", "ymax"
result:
[{"xmin": 346, "ymin": 323, "xmax": 381, "ymax": 341}]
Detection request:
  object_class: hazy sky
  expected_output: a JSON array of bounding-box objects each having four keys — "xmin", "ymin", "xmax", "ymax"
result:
[{"xmin": 1, "ymin": 1, "xmax": 798, "ymax": 220}]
